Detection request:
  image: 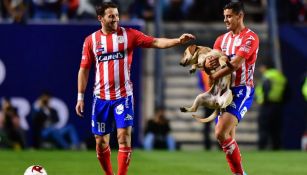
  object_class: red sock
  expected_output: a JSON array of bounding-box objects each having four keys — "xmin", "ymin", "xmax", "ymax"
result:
[
  {"xmin": 221, "ymin": 138, "xmax": 244, "ymax": 175},
  {"xmin": 96, "ymin": 145, "xmax": 114, "ymax": 175},
  {"xmin": 117, "ymin": 147, "xmax": 132, "ymax": 175}
]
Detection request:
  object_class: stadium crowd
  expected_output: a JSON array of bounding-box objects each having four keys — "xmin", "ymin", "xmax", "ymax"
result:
[{"xmin": 0, "ymin": 0, "xmax": 269, "ymax": 23}]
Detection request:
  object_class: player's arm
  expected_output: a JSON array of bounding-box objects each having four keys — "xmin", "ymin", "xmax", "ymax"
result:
[
  {"xmin": 151, "ymin": 33, "xmax": 195, "ymax": 49},
  {"xmin": 76, "ymin": 68, "xmax": 90, "ymax": 117},
  {"xmin": 209, "ymin": 55, "xmax": 245, "ymax": 81}
]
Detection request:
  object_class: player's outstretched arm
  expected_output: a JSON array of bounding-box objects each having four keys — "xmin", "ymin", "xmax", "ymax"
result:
[
  {"xmin": 151, "ymin": 33, "xmax": 195, "ymax": 49},
  {"xmin": 75, "ymin": 68, "xmax": 90, "ymax": 117}
]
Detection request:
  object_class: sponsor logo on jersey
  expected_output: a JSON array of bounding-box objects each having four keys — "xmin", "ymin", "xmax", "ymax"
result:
[
  {"xmin": 96, "ymin": 47, "xmax": 104, "ymax": 53},
  {"xmin": 97, "ymin": 51, "xmax": 125, "ymax": 62},
  {"xmin": 245, "ymin": 40, "xmax": 252, "ymax": 46},
  {"xmin": 239, "ymin": 46, "xmax": 251, "ymax": 53},
  {"xmin": 116, "ymin": 104, "xmax": 124, "ymax": 114},
  {"xmin": 95, "ymin": 44, "xmax": 105, "ymax": 56}
]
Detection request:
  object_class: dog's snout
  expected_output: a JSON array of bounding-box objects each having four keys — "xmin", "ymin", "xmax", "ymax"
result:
[{"xmin": 179, "ymin": 62, "xmax": 185, "ymax": 66}]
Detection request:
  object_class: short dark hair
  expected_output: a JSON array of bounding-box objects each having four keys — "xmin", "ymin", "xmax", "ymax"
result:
[
  {"xmin": 223, "ymin": 1, "xmax": 245, "ymax": 15},
  {"xmin": 95, "ymin": 2, "xmax": 118, "ymax": 16}
]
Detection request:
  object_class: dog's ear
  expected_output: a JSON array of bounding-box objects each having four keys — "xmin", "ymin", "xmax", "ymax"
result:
[{"xmin": 188, "ymin": 44, "xmax": 198, "ymax": 55}]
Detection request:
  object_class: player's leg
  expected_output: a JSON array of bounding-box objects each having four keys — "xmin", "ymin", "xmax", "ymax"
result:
[
  {"xmin": 117, "ymin": 127, "xmax": 132, "ymax": 175},
  {"xmin": 216, "ymin": 86, "xmax": 254, "ymax": 175},
  {"xmin": 95, "ymin": 134, "xmax": 114, "ymax": 175},
  {"xmin": 215, "ymin": 113, "xmax": 244, "ymax": 174},
  {"xmin": 92, "ymin": 96, "xmax": 115, "ymax": 175},
  {"xmin": 113, "ymin": 95, "xmax": 134, "ymax": 175}
]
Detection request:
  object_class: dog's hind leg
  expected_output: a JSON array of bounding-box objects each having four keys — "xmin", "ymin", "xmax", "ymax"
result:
[
  {"xmin": 180, "ymin": 92, "xmax": 211, "ymax": 112},
  {"xmin": 219, "ymin": 88, "xmax": 233, "ymax": 108},
  {"xmin": 192, "ymin": 109, "xmax": 219, "ymax": 123}
]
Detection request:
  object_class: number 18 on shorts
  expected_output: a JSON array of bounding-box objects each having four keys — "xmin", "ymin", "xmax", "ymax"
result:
[{"xmin": 91, "ymin": 95, "xmax": 134, "ymax": 135}]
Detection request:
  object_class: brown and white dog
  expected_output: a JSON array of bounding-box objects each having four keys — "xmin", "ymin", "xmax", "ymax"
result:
[{"xmin": 179, "ymin": 44, "xmax": 233, "ymax": 123}]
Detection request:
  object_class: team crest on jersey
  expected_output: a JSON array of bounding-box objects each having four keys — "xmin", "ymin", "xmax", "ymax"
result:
[
  {"xmin": 234, "ymin": 38, "xmax": 242, "ymax": 46},
  {"xmin": 118, "ymin": 36, "xmax": 124, "ymax": 43}
]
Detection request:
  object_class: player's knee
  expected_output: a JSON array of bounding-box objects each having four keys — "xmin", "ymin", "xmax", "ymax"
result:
[
  {"xmin": 117, "ymin": 133, "xmax": 130, "ymax": 146},
  {"xmin": 215, "ymin": 129, "xmax": 227, "ymax": 143},
  {"xmin": 95, "ymin": 135, "xmax": 109, "ymax": 147}
]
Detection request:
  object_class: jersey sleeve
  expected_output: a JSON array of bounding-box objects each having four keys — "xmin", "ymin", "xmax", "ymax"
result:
[
  {"xmin": 213, "ymin": 35, "xmax": 223, "ymax": 51},
  {"xmin": 80, "ymin": 36, "xmax": 94, "ymax": 69},
  {"xmin": 128, "ymin": 28, "xmax": 154, "ymax": 48},
  {"xmin": 236, "ymin": 33, "xmax": 259, "ymax": 60}
]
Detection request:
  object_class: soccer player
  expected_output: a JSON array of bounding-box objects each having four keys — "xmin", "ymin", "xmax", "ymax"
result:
[
  {"xmin": 204, "ymin": 2, "xmax": 259, "ymax": 175},
  {"xmin": 75, "ymin": 2, "xmax": 195, "ymax": 175}
]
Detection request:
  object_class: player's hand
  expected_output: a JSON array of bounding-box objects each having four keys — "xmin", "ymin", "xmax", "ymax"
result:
[
  {"xmin": 75, "ymin": 100, "xmax": 84, "ymax": 117},
  {"xmin": 205, "ymin": 56, "xmax": 220, "ymax": 70},
  {"xmin": 179, "ymin": 33, "xmax": 196, "ymax": 44}
]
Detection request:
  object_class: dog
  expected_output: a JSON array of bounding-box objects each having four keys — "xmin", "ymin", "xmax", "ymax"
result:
[{"xmin": 179, "ymin": 44, "xmax": 233, "ymax": 123}]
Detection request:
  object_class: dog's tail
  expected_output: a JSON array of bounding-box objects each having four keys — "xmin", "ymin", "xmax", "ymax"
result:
[{"xmin": 192, "ymin": 109, "xmax": 219, "ymax": 123}]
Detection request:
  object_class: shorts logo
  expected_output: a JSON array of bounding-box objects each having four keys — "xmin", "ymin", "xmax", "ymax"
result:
[
  {"xmin": 124, "ymin": 114, "xmax": 133, "ymax": 121},
  {"xmin": 240, "ymin": 106, "xmax": 247, "ymax": 117},
  {"xmin": 237, "ymin": 89, "xmax": 243, "ymax": 97},
  {"xmin": 116, "ymin": 104, "xmax": 124, "ymax": 115},
  {"xmin": 91, "ymin": 120, "xmax": 94, "ymax": 127}
]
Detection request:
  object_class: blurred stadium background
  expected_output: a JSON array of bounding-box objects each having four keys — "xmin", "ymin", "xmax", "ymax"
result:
[{"xmin": 0, "ymin": 0, "xmax": 307, "ymax": 174}]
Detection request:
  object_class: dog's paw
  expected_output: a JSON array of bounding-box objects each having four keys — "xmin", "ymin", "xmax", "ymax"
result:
[
  {"xmin": 189, "ymin": 69, "xmax": 196, "ymax": 74},
  {"xmin": 180, "ymin": 107, "xmax": 187, "ymax": 112}
]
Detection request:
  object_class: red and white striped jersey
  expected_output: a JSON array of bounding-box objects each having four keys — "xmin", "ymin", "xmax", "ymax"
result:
[
  {"xmin": 80, "ymin": 27, "xmax": 154, "ymax": 100},
  {"xmin": 214, "ymin": 27, "xmax": 259, "ymax": 87}
]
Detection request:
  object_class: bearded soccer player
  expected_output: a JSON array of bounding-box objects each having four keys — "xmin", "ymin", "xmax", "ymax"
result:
[
  {"xmin": 205, "ymin": 2, "xmax": 259, "ymax": 175},
  {"xmin": 75, "ymin": 2, "xmax": 195, "ymax": 175}
]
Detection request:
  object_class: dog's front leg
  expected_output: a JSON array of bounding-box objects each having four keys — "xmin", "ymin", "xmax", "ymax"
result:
[{"xmin": 189, "ymin": 64, "xmax": 197, "ymax": 74}]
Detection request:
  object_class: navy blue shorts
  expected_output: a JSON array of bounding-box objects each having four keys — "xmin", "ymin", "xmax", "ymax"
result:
[
  {"xmin": 216, "ymin": 86, "xmax": 254, "ymax": 123},
  {"xmin": 91, "ymin": 95, "xmax": 134, "ymax": 136}
]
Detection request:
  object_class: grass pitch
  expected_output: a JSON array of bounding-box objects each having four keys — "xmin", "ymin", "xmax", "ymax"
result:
[{"xmin": 0, "ymin": 149, "xmax": 307, "ymax": 175}]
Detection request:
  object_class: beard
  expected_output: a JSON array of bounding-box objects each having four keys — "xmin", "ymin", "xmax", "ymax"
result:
[{"xmin": 107, "ymin": 22, "xmax": 118, "ymax": 32}]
